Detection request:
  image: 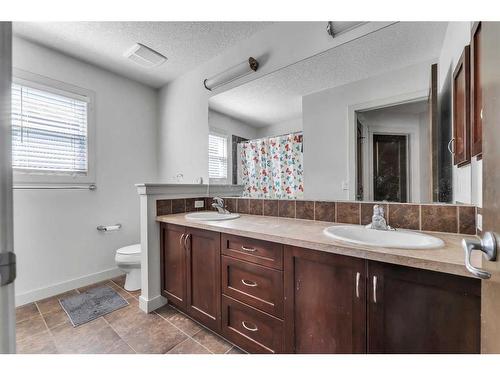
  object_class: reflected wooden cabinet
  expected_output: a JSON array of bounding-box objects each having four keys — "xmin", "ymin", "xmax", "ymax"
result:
[
  {"xmin": 471, "ymin": 21, "xmax": 482, "ymax": 158},
  {"xmin": 452, "ymin": 45, "xmax": 471, "ymax": 167}
]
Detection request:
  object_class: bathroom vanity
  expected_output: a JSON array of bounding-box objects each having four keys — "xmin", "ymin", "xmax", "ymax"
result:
[{"xmin": 156, "ymin": 213, "xmax": 481, "ymax": 354}]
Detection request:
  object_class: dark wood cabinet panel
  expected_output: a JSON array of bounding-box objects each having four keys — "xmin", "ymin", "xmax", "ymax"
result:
[
  {"xmin": 452, "ymin": 45, "xmax": 471, "ymax": 167},
  {"xmin": 185, "ymin": 227, "xmax": 221, "ymax": 332},
  {"xmin": 283, "ymin": 246, "xmax": 366, "ymax": 354},
  {"xmin": 222, "ymin": 295, "xmax": 284, "ymax": 354},
  {"xmin": 161, "ymin": 227, "xmax": 481, "ymax": 354},
  {"xmin": 222, "ymin": 255, "xmax": 284, "ymax": 318},
  {"xmin": 160, "ymin": 223, "xmax": 187, "ymax": 309},
  {"xmin": 471, "ymin": 22, "xmax": 482, "ymax": 158},
  {"xmin": 367, "ymin": 261, "xmax": 481, "ymax": 353},
  {"xmin": 222, "ymin": 233, "xmax": 283, "ymax": 270}
]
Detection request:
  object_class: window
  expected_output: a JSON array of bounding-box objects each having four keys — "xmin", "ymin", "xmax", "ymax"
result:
[
  {"xmin": 12, "ymin": 80, "xmax": 89, "ymax": 176},
  {"xmin": 208, "ymin": 132, "xmax": 228, "ymax": 180}
]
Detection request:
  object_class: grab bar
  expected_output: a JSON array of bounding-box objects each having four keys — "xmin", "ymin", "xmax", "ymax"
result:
[{"xmin": 13, "ymin": 184, "xmax": 96, "ymax": 191}]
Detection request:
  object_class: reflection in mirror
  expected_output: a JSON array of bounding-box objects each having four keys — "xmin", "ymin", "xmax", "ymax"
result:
[{"xmin": 207, "ymin": 22, "xmax": 466, "ymax": 204}]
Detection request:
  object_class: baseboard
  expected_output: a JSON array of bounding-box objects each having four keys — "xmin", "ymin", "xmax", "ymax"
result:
[
  {"xmin": 15, "ymin": 267, "xmax": 124, "ymax": 307},
  {"xmin": 139, "ymin": 294, "xmax": 167, "ymax": 313}
]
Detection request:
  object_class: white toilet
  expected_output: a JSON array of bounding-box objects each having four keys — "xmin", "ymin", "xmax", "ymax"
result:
[{"xmin": 115, "ymin": 244, "xmax": 141, "ymax": 291}]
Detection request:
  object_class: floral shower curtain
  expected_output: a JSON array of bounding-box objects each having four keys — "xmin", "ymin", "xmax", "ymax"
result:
[{"xmin": 239, "ymin": 133, "xmax": 304, "ymax": 199}]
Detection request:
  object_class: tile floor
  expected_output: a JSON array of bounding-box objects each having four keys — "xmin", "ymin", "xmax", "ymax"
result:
[{"xmin": 15, "ymin": 275, "xmax": 244, "ymax": 354}]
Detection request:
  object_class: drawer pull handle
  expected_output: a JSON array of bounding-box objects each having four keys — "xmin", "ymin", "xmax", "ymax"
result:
[
  {"xmin": 241, "ymin": 246, "xmax": 257, "ymax": 252},
  {"xmin": 241, "ymin": 279, "xmax": 258, "ymax": 287},
  {"xmin": 242, "ymin": 321, "xmax": 258, "ymax": 332},
  {"xmin": 355, "ymin": 272, "xmax": 360, "ymax": 299},
  {"xmin": 373, "ymin": 275, "xmax": 378, "ymax": 304}
]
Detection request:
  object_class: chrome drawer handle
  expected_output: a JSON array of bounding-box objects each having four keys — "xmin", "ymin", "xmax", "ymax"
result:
[
  {"xmin": 179, "ymin": 233, "xmax": 185, "ymax": 248},
  {"xmin": 241, "ymin": 279, "xmax": 258, "ymax": 287},
  {"xmin": 241, "ymin": 246, "xmax": 256, "ymax": 252},
  {"xmin": 355, "ymin": 272, "xmax": 360, "ymax": 299},
  {"xmin": 242, "ymin": 321, "xmax": 258, "ymax": 332},
  {"xmin": 373, "ymin": 276, "xmax": 378, "ymax": 304}
]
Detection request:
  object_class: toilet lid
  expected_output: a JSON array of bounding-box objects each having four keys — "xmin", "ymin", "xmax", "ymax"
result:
[{"xmin": 117, "ymin": 244, "xmax": 141, "ymax": 255}]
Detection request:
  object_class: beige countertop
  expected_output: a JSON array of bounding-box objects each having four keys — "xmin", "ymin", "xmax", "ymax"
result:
[{"xmin": 156, "ymin": 213, "xmax": 482, "ymax": 279}]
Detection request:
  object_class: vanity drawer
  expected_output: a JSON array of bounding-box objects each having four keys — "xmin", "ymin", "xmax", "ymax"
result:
[
  {"xmin": 222, "ymin": 256, "xmax": 283, "ymax": 318},
  {"xmin": 221, "ymin": 233, "xmax": 283, "ymax": 270},
  {"xmin": 222, "ymin": 295, "xmax": 284, "ymax": 354}
]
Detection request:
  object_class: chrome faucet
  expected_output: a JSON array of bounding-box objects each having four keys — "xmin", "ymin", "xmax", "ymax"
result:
[
  {"xmin": 368, "ymin": 204, "xmax": 393, "ymax": 231},
  {"xmin": 212, "ymin": 197, "xmax": 230, "ymax": 214}
]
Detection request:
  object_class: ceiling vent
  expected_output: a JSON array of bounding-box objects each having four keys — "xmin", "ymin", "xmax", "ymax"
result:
[{"xmin": 124, "ymin": 43, "xmax": 167, "ymax": 68}]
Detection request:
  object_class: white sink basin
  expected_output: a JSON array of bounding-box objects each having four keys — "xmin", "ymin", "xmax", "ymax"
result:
[
  {"xmin": 323, "ymin": 225, "xmax": 444, "ymax": 250},
  {"xmin": 185, "ymin": 211, "xmax": 240, "ymax": 221}
]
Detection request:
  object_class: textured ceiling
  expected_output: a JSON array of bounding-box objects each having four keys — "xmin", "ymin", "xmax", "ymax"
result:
[
  {"xmin": 13, "ymin": 22, "xmax": 274, "ymax": 88},
  {"xmin": 209, "ymin": 22, "xmax": 448, "ymax": 127}
]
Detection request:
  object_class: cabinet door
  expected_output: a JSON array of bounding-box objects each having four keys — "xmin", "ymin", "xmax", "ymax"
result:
[
  {"xmin": 160, "ymin": 223, "xmax": 187, "ymax": 309},
  {"xmin": 284, "ymin": 246, "xmax": 366, "ymax": 353},
  {"xmin": 452, "ymin": 45, "xmax": 471, "ymax": 167},
  {"xmin": 367, "ymin": 261, "xmax": 481, "ymax": 353},
  {"xmin": 185, "ymin": 227, "xmax": 221, "ymax": 332}
]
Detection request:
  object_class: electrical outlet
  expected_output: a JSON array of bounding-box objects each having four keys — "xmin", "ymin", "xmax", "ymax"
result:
[
  {"xmin": 194, "ymin": 200, "xmax": 205, "ymax": 209},
  {"xmin": 342, "ymin": 181, "xmax": 349, "ymax": 190}
]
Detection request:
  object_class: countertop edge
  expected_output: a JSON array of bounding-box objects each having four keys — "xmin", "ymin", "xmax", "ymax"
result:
[{"xmin": 156, "ymin": 214, "xmax": 480, "ymax": 279}]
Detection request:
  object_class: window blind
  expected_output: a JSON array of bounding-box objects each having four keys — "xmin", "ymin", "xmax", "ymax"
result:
[
  {"xmin": 11, "ymin": 82, "xmax": 88, "ymax": 175},
  {"xmin": 208, "ymin": 133, "xmax": 228, "ymax": 179}
]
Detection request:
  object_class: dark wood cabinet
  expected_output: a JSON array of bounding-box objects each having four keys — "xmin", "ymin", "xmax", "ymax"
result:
[
  {"xmin": 160, "ymin": 223, "xmax": 187, "ymax": 309},
  {"xmin": 161, "ymin": 228, "xmax": 481, "ymax": 354},
  {"xmin": 222, "ymin": 256, "xmax": 283, "ymax": 317},
  {"xmin": 367, "ymin": 261, "xmax": 481, "ymax": 353},
  {"xmin": 185, "ymin": 227, "xmax": 221, "ymax": 332},
  {"xmin": 471, "ymin": 22, "xmax": 482, "ymax": 158},
  {"xmin": 283, "ymin": 246, "xmax": 366, "ymax": 353},
  {"xmin": 221, "ymin": 233, "xmax": 283, "ymax": 270},
  {"xmin": 160, "ymin": 223, "xmax": 221, "ymax": 332},
  {"xmin": 222, "ymin": 295, "xmax": 284, "ymax": 354},
  {"xmin": 452, "ymin": 45, "xmax": 471, "ymax": 167}
]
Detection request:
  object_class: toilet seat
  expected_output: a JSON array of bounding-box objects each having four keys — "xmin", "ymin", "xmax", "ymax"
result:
[{"xmin": 115, "ymin": 244, "xmax": 141, "ymax": 264}]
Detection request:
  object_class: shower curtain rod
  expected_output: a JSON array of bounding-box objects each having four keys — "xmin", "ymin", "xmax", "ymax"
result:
[{"xmin": 240, "ymin": 130, "xmax": 303, "ymax": 143}]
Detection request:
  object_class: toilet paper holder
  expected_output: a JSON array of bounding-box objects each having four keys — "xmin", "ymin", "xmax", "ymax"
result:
[{"xmin": 97, "ymin": 224, "xmax": 122, "ymax": 232}]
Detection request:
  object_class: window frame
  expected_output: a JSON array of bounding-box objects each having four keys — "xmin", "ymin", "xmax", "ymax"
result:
[
  {"xmin": 12, "ymin": 68, "xmax": 96, "ymax": 185},
  {"xmin": 208, "ymin": 129, "xmax": 230, "ymax": 184}
]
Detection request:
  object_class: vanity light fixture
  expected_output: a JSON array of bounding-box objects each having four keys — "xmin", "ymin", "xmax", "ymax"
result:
[{"xmin": 203, "ymin": 57, "xmax": 259, "ymax": 91}]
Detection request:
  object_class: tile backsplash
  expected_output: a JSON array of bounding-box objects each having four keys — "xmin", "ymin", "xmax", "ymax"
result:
[{"xmin": 156, "ymin": 197, "xmax": 477, "ymax": 235}]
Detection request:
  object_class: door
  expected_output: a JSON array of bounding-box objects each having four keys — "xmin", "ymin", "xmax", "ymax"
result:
[
  {"xmin": 283, "ymin": 246, "xmax": 366, "ymax": 353},
  {"xmin": 372, "ymin": 134, "xmax": 408, "ymax": 202},
  {"xmin": 479, "ymin": 21, "xmax": 500, "ymax": 353},
  {"xmin": 0, "ymin": 22, "xmax": 15, "ymax": 354},
  {"xmin": 185, "ymin": 227, "xmax": 221, "ymax": 332},
  {"xmin": 160, "ymin": 223, "xmax": 187, "ymax": 309},
  {"xmin": 367, "ymin": 262, "xmax": 480, "ymax": 354}
]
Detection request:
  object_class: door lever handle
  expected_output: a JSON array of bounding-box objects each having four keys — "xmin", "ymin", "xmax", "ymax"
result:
[{"xmin": 462, "ymin": 232, "xmax": 497, "ymax": 279}]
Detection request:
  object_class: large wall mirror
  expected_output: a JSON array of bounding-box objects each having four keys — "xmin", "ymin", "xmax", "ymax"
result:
[{"xmin": 207, "ymin": 22, "xmax": 461, "ymax": 204}]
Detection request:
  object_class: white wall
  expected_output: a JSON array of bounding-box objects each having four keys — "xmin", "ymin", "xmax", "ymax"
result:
[
  {"xmin": 256, "ymin": 117, "xmax": 302, "ymax": 138},
  {"xmin": 13, "ymin": 37, "xmax": 158, "ymax": 305},
  {"xmin": 438, "ymin": 22, "xmax": 482, "ymax": 205},
  {"xmin": 157, "ymin": 23, "xmax": 393, "ymax": 184},
  {"xmin": 302, "ymin": 61, "xmax": 432, "ymax": 200}
]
